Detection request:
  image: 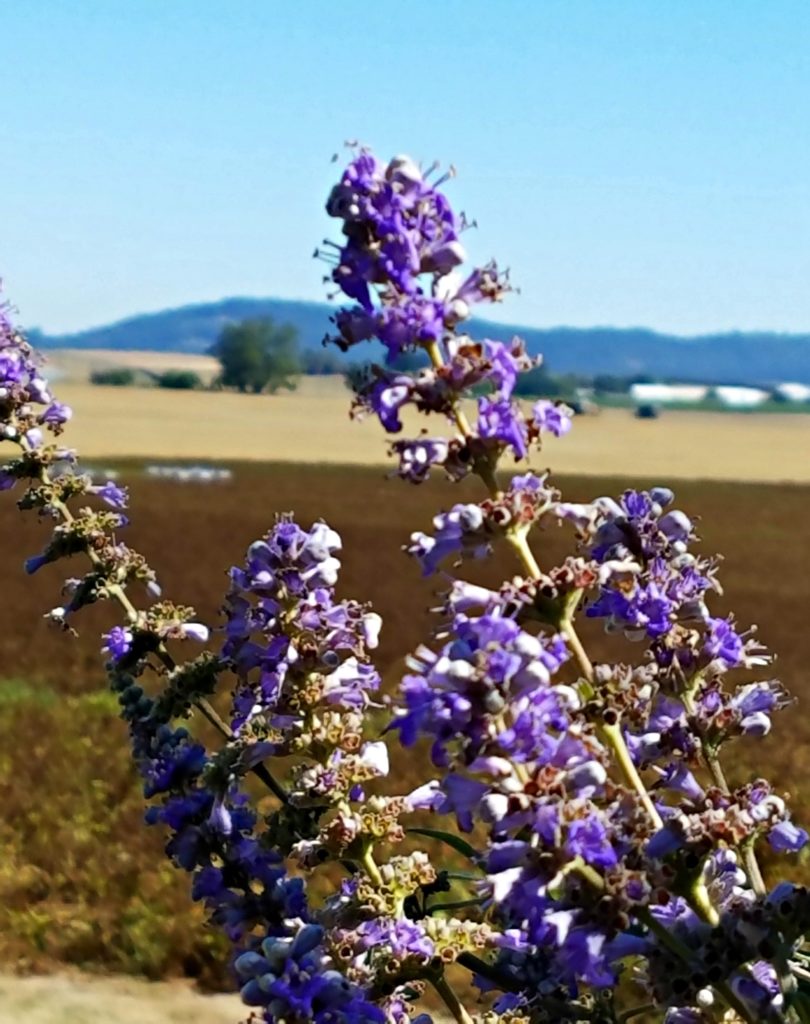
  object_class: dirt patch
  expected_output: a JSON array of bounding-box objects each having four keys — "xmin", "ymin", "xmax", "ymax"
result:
[{"xmin": 0, "ymin": 971, "xmax": 243, "ymax": 1024}]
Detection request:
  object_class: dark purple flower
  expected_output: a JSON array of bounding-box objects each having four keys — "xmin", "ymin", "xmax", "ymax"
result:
[
  {"xmin": 102, "ymin": 625, "xmax": 134, "ymax": 661},
  {"xmin": 566, "ymin": 813, "xmax": 618, "ymax": 869}
]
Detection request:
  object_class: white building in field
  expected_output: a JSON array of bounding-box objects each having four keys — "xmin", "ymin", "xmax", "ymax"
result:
[
  {"xmin": 630, "ymin": 383, "xmax": 708, "ymax": 405},
  {"xmin": 774, "ymin": 382, "xmax": 810, "ymax": 403},
  {"xmin": 714, "ymin": 386, "xmax": 770, "ymax": 408}
]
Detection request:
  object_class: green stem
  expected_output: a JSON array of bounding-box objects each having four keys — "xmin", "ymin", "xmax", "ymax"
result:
[
  {"xmin": 599, "ymin": 721, "xmax": 664, "ymax": 831},
  {"xmin": 360, "ymin": 843, "xmax": 384, "ymax": 887},
  {"xmin": 431, "ymin": 972, "xmax": 475, "ymax": 1024},
  {"xmin": 30, "ymin": 451, "xmax": 290, "ymax": 805},
  {"xmin": 506, "ymin": 528, "xmax": 542, "ymax": 578},
  {"xmin": 688, "ymin": 877, "xmax": 720, "ymax": 928},
  {"xmin": 505, "ymin": 505, "xmax": 665, "ymax": 831},
  {"xmin": 681, "ymin": 689, "xmax": 767, "ymax": 898}
]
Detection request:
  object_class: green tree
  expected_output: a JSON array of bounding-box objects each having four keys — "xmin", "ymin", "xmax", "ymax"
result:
[
  {"xmin": 90, "ymin": 367, "xmax": 135, "ymax": 387},
  {"xmin": 211, "ymin": 319, "xmax": 301, "ymax": 394},
  {"xmin": 156, "ymin": 370, "xmax": 202, "ymax": 390}
]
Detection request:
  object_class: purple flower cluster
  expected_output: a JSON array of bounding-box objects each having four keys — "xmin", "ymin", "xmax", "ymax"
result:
[
  {"xmin": 112, "ymin": 670, "xmax": 303, "ymax": 935},
  {"xmin": 396, "ymin": 604, "xmax": 655, "ymax": 993},
  {"xmin": 559, "ymin": 487, "xmax": 716, "ymax": 640},
  {"xmin": 397, "ymin": 612, "xmax": 572, "ymax": 766},
  {"xmin": 323, "ymin": 152, "xmax": 509, "ymax": 360},
  {"xmin": 407, "ymin": 472, "xmax": 558, "ymax": 575},
  {"xmin": 114, "ymin": 668, "xmax": 393, "ymax": 1024},
  {"xmin": 352, "ymin": 337, "xmax": 537, "ymax": 436},
  {"xmin": 235, "ymin": 925, "xmax": 386, "ymax": 1023},
  {"xmin": 0, "ymin": 294, "xmax": 71, "ymax": 441},
  {"xmin": 222, "ymin": 518, "xmax": 382, "ymax": 748},
  {"xmin": 324, "ymin": 151, "xmax": 574, "ymax": 483}
]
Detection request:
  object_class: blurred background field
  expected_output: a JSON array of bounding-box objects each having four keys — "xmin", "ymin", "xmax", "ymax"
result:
[
  {"xmin": 1, "ymin": 457, "xmax": 808, "ymax": 997},
  {"xmin": 0, "ymin": 971, "xmax": 242, "ymax": 1024},
  {"xmin": 29, "ymin": 368, "xmax": 810, "ymax": 482}
]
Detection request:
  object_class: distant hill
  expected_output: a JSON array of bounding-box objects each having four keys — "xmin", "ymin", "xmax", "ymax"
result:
[{"xmin": 30, "ymin": 297, "xmax": 810, "ymax": 385}]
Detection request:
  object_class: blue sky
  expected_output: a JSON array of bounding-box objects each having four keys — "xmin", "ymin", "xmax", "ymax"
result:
[{"xmin": 2, "ymin": 1, "xmax": 810, "ymax": 335}]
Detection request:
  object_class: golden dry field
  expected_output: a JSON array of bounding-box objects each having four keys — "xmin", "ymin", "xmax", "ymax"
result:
[{"xmin": 49, "ymin": 372, "xmax": 810, "ymax": 482}]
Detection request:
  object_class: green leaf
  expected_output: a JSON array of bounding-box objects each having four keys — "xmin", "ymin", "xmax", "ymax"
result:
[
  {"xmin": 406, "ymin": 827, "xmax": 479, "ymax": 863},
  {"xmin": 428, "ymin": 898, "xmax": 485, "ymax": 915}
]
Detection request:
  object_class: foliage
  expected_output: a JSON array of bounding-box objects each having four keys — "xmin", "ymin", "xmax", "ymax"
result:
[
  {"xmin": 592, "ymin": 374, "xmax": 632, "ymax": 395},
  {"xmin": 0, "ymin": 681, "xmax": 230, "ymax": 985},
  {"xmin": 156, "ymin": 369, "xmax": 202, "ymax": 390},
  {"xmin": 511, "ymin": 363, "xmax": 584, "ymax": 398},
  {"xmin": 300, "ymin": 348, "xmax": 346, "ymax": 375},
  {"xmin": 2, "ymin": 148, "xmax": 810, "ymax": 1024},
  {"xmin": 211, "ymin": 318, "xmax": 300, "ymax": 394},
  {"xmin": 90, "ymin": 367, "xmax": 135, "ymax": 387}
]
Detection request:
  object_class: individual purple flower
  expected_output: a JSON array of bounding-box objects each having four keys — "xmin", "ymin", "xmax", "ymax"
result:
[
  {"xmin": 407, "ymin": 502, "xmax": 488, "ymax": 575},
  {"xmin": 731, "ymin": 681, "xmax": 789, "ymax": 736},
  {"xmin": 477, "ymin": 395, "xmax": 528, "ymax": 458},
  {"xmin": 355, "ymin": 918, "xmax": 434, "ymax": 962},
  {"xmin": 364, "ymin": 374, "xmax": 413, "ymax": 432},
  {"xmin": 768, "ymin": 820, "xmax": 809, "ymax": 853},
  {"xmin": 91, "ymin": 480, "xmax": 129, "ymax": 509},
  {"xmin": 389, "ymin": 436, "xmax": 449, "ymax": 483},
  {"xmin": 39, "ymin": 401, "xmax": 72, "ymax": 426},
  {"xmin": 533, "ymin": 399, "xmax": 573, "ymax": 438},
  {"xmin": 102, "ymin": 625, "xmax": 133, "ymax": 661},
  {"xmin": 730, "ymin": 960, "xmax": 783, "ymax": 1019},
  {"xmin": 478, "ymin": 337, "xmax": 535, "ymax": 398},
  {"xmin": 702, "ymin": 616, "xmax": 745, "ymax": 667},
  {"xmin": 565, "ymin": 813, "xmax": 618, "ymax": 869}
]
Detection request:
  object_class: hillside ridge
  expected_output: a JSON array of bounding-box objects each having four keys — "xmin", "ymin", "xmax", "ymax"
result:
[{"xmin": 30, "ymin": 297, "xmax": 810, "ymax": 385}]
